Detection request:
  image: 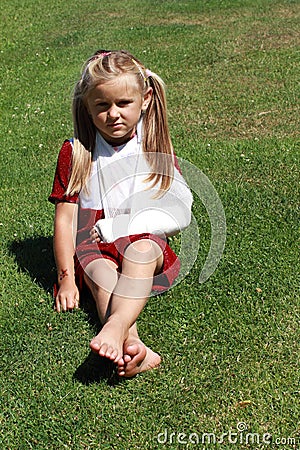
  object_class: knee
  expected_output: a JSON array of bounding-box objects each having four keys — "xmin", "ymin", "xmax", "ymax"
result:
[
  {"xmin": 124, "ymin": 239, "xmax": 162, "ymax": 265},
  {"xmin": 84, "ymin": 259, "xmax": 118, "ymax": 291}
]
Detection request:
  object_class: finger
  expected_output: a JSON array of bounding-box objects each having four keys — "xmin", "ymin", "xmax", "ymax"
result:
[
  {"xmin": 55, "ymin": 298, "xmax": 61, "ymax": 313},
  {"xmin": 75, "ymin": 290, "xmax": 80, "ymax": 309},
  {"xmin": 67, "ymin": 297, "xmax": 79, "ymax": 310},
  {"xmin": 59, "ymin": 296, "xmax": 67, "ymax": 312},
  {"xmin": 66, "ymin": 291, "xmax": 80, "ymax": 310},
  {"xmin": 66, "ymin": 298, "xmax": 74, "ymax": 310}
]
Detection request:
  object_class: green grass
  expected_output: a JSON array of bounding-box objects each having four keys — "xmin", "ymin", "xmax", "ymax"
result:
[{"xmin": 1, "ymin": 0, "xmax": 299, "ymax": 449}]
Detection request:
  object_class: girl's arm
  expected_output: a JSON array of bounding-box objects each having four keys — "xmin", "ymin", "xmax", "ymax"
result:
[
  {"xmin": 53, "ymin": 201, "xmax": 79, "ymax": 312},
  {"xmin": 92, "ymin": 170, "xmax": 193, "ymax": 243},
  {"xmin": 92, "ymin": 207, "xmax": 190, "ymax": 243}
]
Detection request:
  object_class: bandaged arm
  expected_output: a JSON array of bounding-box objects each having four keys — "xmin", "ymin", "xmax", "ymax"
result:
[{"xmin": 94, "ymin": 179, "xmax": 193, "ymax": 243}]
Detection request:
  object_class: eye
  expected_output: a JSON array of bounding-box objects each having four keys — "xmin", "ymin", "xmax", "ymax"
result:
[
  {"xmin": 96, "ymin": 102, "xmax": 108, "ymax": 108},
  {"xmin": 118, "ymin": 100, "xmax": 132, "ymax": 107}
]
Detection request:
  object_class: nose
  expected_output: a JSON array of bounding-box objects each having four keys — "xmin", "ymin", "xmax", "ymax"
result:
[{"xmin": 107, "ymin": 105, "xmax": 120, "ymax": 119}]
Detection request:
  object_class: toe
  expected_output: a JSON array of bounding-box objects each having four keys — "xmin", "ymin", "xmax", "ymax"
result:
[
  {"xmin": 118, "ymin": 357, "xmax": 125, "ymax": 367},
  {"xmin": 99, "ymin": 344, "xmax": 109, "ymax": 357},
  {"xmin": 90, "ymin": 339, "xmax": 101, "ymax": 353},
  {"xmin": 111, "ymin": 349, "xmax": 120, "ymax": 362},
  {"xmin": 123, "ymin": 354, "xmax": 132, "ymax": 363}
]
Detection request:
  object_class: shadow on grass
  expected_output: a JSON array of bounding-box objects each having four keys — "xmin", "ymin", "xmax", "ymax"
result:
[
  {"xmin": 9, "ymin": 236, "xmax": 123, "ymax": 386},
  {"xmin": 9, "ymin": 235, "xmax": 56, "ymax": 293},
  {"xmin": 74, "ymin": 351, "xmax": 122, "ymax": 386}
]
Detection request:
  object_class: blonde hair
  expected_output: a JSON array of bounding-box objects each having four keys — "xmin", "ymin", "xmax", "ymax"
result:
[{"xmin": 67, "ymin": 50, "xmax": 174, "ymax": 197}]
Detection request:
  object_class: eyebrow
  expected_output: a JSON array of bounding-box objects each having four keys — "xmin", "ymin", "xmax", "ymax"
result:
[{"xmin": 93, "ymin": 96, "xmax": 134, "ymax": 103}]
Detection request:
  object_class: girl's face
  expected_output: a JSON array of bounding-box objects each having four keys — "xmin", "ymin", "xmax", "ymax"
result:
[{"xmin": 86, "ymin": 74, "xmax": 152, "ymax": 145}]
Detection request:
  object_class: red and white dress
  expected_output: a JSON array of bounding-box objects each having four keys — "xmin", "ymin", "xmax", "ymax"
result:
[{"xmin": 49, "ymin": 125, "xmax": 193, "ymax": 294}]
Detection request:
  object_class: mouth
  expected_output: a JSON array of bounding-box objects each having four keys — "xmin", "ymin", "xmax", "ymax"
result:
[{"xmin": 107, "ymin": 122, "xmax": 123, "ymax": 129}]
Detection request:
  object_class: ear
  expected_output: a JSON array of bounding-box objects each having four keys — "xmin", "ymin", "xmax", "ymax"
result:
[{"xmin": 141, "ymin": 87, "xmax": 153, "ymax": 112}]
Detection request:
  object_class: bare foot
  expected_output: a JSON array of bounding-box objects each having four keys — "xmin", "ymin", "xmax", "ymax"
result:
[
  {"xmin": 117, "ymin": 340, "xmax": 146, "ymax": 376},
  {"xmin": 118, "ymin": 339, "xmax": 161, "ymax": 377},
  {"xmin": 90, "ymin": 318, "xmax": 127, "ymax": 363}
]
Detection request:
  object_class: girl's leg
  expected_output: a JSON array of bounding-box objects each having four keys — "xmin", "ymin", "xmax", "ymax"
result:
[
  {"xmin": 84, "ymin": 254, "xmax": 161, "ymax": 376},
  {"xmin": 83, "ymin": 258, "xmax": 118, "ymax": 324},
  {"xmin": 84, "ymin": 258, "xmax": 140, "ymax": 349},
  {"xmin": 90, "ymin": 239, "xmax": 163, "ymax": 365}
]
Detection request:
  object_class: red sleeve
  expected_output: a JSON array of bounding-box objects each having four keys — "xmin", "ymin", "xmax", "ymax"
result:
[
  {"xmin": 173, "ymin": 151, "xmax": 182, "ymax": 174},
  {"xmin": 48, "ymin": 140, "xmax": 79, "ymax": 204}
]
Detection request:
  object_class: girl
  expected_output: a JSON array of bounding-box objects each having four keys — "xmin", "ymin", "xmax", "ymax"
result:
[{"xmin": 49, "ymin": 50, "xmax": 193, "ymax": 377}]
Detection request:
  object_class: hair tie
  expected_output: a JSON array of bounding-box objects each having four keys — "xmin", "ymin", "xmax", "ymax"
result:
[
  {"xmin": 145, "ymin": 69, "xmax": 153, "ymax": 78},
  {"xmin": 91, "ymin": 50, "xmax": 112, "ymax": 62}
]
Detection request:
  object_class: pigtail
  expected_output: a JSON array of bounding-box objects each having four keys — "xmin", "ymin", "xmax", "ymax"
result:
[
  {"xmin": 66, "ymin": 82, "xmax": 95, "ymax": 196},
  {"xmin": 142, "ymin": 72, "xmax": 174, "ymax": 196}
]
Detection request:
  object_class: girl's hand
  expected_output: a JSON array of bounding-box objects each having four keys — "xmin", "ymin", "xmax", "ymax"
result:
[
  {"xmin": 55, "ymin": 279, "xmax": 80, "ymax": 312},
  {"xmin": 90, "ymin": 227, "xmax": 101, "ymax": 243}
]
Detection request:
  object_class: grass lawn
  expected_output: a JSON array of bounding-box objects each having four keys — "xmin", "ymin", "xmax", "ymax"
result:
[{"xmin": 0, "ymin": 0, "xmax": 299, "ymax": 449}]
